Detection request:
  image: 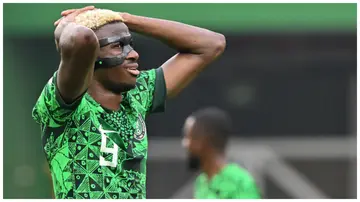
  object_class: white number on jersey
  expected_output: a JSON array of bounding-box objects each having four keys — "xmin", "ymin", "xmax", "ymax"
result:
[{"xmin": 98, "ymin": 125, "xmax": 119, "ymax": 168}]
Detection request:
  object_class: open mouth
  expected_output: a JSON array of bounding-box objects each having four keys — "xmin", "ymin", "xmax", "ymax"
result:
[{"xmin": 125, "ymin": 64, "xmax": 140, "ymax": 77}]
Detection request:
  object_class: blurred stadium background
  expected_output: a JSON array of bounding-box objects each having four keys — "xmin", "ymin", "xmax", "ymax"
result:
[{"xmin": 3, "ymin": 3, "xmax": 357, "ymax": 199}]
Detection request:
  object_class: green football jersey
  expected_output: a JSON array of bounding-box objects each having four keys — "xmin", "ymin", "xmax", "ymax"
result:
[
  {"xmin": 32, "ymin": 68, "xmax": 166, "ymax": 199},
  {"xmin": 194, "ymin": 163, "xmax": 261, "ymax": 199}
]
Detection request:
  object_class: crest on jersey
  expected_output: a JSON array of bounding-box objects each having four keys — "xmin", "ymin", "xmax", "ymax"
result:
[{"xmin": 134, "ymin": 114, "xmax": 146, "ymax": 141}]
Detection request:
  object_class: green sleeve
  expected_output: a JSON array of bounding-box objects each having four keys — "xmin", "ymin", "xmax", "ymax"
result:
[
  {"xmin": 32, "ymin": 72, "xmax": 83, "ymax": 126},
  {"xmin": 136, "ymin": 68, "xmax": 167, "ymax": 114}
]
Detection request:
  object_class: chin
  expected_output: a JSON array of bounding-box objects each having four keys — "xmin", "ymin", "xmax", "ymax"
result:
[
  {"xmin": 126, "ymin": 78, "xmax": 138, "ymax": 88},
  {"xmin": 128, "ymin": 77, "xmax": 138, "ymax": 86},
  {"xmin": 105, "ymin": 81, "xmax": 136, "ymax": 95},
  {"xmin": 120, "ymin": 82, "xmax": 136, "ymax": 92}
]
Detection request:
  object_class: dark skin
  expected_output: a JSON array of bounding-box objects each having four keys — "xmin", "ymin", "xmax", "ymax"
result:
[
  {"xmin": 54, "ymin": 6, "xmax": 98, "ymax": 105},
  {"xmin": 183, "ymin": 116, "xmax": 226, "ymax": 180},
  {"xmin": 55, "ymin": 6, "xmax": 226, "ymax": 111},
  {"xmin": 88, "ymin": 23, "xmax": 140, "ymax": 110}
]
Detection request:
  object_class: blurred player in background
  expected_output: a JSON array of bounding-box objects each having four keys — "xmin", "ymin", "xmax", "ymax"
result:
[
  {"xmin": 182, "ymin": 107, "xmax": 261, "ymax": 199},
  {"xmin": 32, "ymin": 6, "xmax": 225, "ymax": 199}
]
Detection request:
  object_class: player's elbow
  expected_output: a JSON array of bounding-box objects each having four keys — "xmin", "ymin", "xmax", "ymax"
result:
[
  {"xmin": 206, "ymin": 33, "xmax": 226, "ymax": 59},
  {"xmin": 213, "ymin": 33, "xmax": 226, "ymax": 57},
  {"xmin": 59, "ymin": 25, "xmax": 99, "ymax": 56}
]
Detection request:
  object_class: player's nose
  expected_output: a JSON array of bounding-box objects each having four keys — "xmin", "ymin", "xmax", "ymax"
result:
[{"xmin": 126, "ymin": 49, "xmax": 139, "ymax": 62}]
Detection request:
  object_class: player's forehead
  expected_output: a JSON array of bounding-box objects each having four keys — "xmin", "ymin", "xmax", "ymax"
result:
[{"xmin": 95, "ymin": 22, "xmax": 130, "ymax": 40}]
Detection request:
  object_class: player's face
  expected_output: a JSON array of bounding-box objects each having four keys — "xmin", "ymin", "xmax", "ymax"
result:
[
  {"xmin": 182, "ymin": 117, "xmax": 205, "ymax": 156},
  {"xmin": 182, "ymin": 116, "xmax": 204, "ymax": 170},
  {"xmin": 94, "ymin": 22, "xmax": 140, "ymax": 94}
]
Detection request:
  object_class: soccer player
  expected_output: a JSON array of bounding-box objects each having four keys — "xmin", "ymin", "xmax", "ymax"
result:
[
  {"xmin": 182, "ymin": 107, "xmax": 261, "ymax": 199},
  {"xmin": 32, "ymin": 6, "xmax": 225, "ymax": 199}
]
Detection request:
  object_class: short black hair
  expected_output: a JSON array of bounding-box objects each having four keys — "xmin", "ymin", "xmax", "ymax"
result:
[{"xmin": 191, "ymin": 107, "xmax": 232, "ymax": 153}]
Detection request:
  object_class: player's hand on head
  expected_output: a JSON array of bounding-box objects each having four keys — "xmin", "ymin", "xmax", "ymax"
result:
[
  {"xmin": 61, "ymin": 9, "xmax": 77, "ymax": 16},
  {"xmin": 59, "ymin": 6, "xmax": 96, "ymax": 17},
  {"xmin": 54, "ymin": 6, "xmax": 95, "ymax": 26}
]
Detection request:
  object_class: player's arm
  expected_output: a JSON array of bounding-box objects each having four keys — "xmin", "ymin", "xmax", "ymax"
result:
[
  {"xmin": 121, "ymin": 13, "xmax": 226, "ymax": 98},
  {"xmin": 54, "ymin": 6, "xmax": 99, "ymax": 104},
  {"xmin": 32, "ymin": 6, "xmax": 97, "ymax": 126}
]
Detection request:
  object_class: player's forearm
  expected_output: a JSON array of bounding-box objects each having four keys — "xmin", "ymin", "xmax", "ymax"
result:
[
  {"xmin": 121, "ymin": 13, "xmax": 226, "ymax": 57},
  {"xmin": 54, "ymin": 20, "xmax": 71, "ymax": 45},
  {"xmin": 55, "ymin": 22, "xmax": 99, "ymax": 103}
]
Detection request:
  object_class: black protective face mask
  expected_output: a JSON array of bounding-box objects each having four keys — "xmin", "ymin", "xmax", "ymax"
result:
[{"xmin": 94, "ymin": 35, "xmax": 134, "ymax": 70}]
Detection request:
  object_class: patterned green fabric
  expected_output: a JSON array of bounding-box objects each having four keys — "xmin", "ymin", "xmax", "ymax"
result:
[
  {"xmin": 194, "ymin": 163, "xmax": 261, "ymax": 199},
  {"xmin": 32, "ymin": 68, "xmax": 166, "ymax": 199}
]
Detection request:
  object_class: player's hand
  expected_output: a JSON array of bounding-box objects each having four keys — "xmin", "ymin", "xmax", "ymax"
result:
[{"xmin": 54, "ymin": 6, "xmax": 95, "ymax": 26}]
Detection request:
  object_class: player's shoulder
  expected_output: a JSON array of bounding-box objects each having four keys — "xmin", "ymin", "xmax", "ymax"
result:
[
  {"xmin": 41, "ymin": 72, "xmax": 58, "ymax": 97},
  {"xmin": 127, "ymin": 69, "xmax": 155, "ymax": 95},
  {"xmin": 33, "ymin": 71, "xmax": 97, "ymax": 125},
  {"xmin": 138, "ymin": 69, "xmax": 157, "ymax": 83},
  {"xmin": 195, "ymin": 172, "xmax": 207, "ymax": 186},
  {"xmin": 223, "ymin": 163, "xmax": 255, "ymax": 182}
]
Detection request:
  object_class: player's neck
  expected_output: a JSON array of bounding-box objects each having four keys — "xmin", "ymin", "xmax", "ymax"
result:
[
  {"xmin": 88, "ymin": 82, "xmax": 123, "ymax": 111},
  {"xmin": 201, "ymin": 154, "xmax": 226, "ymax": 180}
]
